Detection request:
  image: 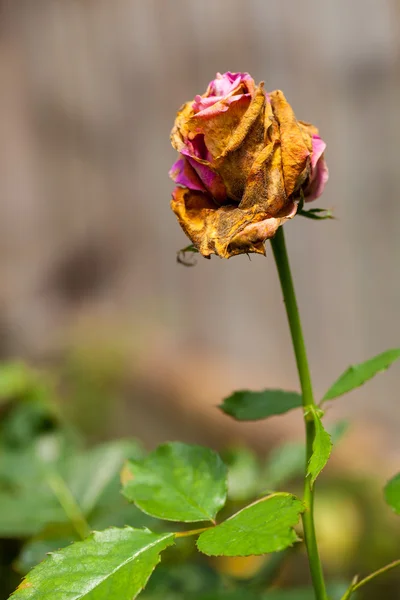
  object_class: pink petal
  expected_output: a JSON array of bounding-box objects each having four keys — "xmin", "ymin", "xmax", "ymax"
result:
[
  {"xmin": 183, "ymin": 134, "xmax": 213, "ymax": 161},
  {"xmin": 186, "ymin": 157, "xmax": 227, "ymax": 203},
  {"xmin": 193, "ymin": 93, "xmax": 251, "ymax": 118},
  {"xmin": 209, "ymin": 72, "xmax": 242, "ymax": 96},
  {"xmin": 304, "ymin": 156, "xmax": 329, "ymax": 202},
  {"xmin": 169, "ymin": 154, "xmax": 227, "ymax": 203},
  {"xmin": 310, "ymin": 135, "xmax": 326, "ymax": 170},
  {"xmin": 169, "ymin": 157, "xmax": 206, "ymax": 192},
  {"xmin": 304, "ymin": 135, "xmax": 329, "ymax": 202},
  {"xmin": 192, "ymin": 71, "xmax": 255, "ymax": 113}
]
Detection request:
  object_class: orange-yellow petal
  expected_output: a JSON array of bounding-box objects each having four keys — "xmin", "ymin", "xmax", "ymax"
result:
[
  {"xmin": 269, "ymin": 90, "xmax": 311, "ymax": 198},
  {"xmin": 171, "ymin": 187, "xmax": 297, "ymax": 259}
]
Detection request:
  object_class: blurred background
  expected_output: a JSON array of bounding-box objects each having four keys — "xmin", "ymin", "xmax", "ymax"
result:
[{"xmin": 0, "ymin": 0, "xmax": 400, "ymax": 598}]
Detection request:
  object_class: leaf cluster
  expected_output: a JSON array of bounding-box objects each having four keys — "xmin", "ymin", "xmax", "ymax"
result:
[{"xmin": 4, "ymin": 347, "xmax": 400, "ymax": 599}]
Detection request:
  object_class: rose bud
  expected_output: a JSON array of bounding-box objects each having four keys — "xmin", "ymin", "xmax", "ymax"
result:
[{"xmin": 170, "ymin": 72, "xmax": 328, "ymax": 259}]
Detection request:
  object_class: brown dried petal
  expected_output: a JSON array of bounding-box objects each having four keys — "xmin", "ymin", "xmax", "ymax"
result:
[
  {"xmin": 212, "ymin": 86, "xmax": 268, "ymax": 201},
  {"xmin": 239, "ymin": 122, "xmax": 286, "ymax": 215},
  {"xmin": 189, "ymin": 95, "xmax": 250, "ymax": 159},
  {"xmin": 227, "ymin": 200, "xmax": 298, "ymax": 257},
  {"xmin": 172, "ymin": 86, "xmax": 268, "ymax": 203},
  {"xmin": 298, "ymin": 120, "xmax": 320, "ymax": 139},
  {"xmin": 269, "ymin": 90, "xmax": 311, "ymax": 197},
  {"xmin": 170, "ymin": 100, "xmax": 195, "ymax": 154},
  {"xmin": 171, "ymin": 187, "xmax": 297, "ymax": 259}
]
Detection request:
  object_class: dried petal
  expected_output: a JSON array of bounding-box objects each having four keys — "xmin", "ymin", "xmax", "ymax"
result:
[
  {"xmin": 169, "ymin": 157, "xmax": 206, "ymax": 193},
  {"xmin": 192, "ymin": 72, "xmax": 255, "ymax": 114},
  {"xmin": 171, "ymin": 187, "xmax": 297, "ymax": 259},
  {"xmin": 269, "ymin": 90, "xmax": 311, "ymax": 198},
  {"xmin": 304, "ymin": 136, "xmax": 329, "ymax": 202},
  {"xmin": 169, "ymin": 72, "xmax": 328, "ymax": 258}
]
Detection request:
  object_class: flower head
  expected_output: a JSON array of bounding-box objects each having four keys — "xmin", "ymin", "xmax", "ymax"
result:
[{"xmin": 170, "ymin": 72, "xmax": 328, "ymax": 258}]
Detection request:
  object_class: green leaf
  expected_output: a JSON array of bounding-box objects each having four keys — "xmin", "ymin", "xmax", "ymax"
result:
[
  {"xmin": 307, "ymin": 410, "xmax": 332, "ymax": 486},
  {"xmin": 0, "ymin": 442, "xmax": 67, "ymax": 537},
  {"xmin": 123, "ymin": 442, "xmax": 227, "ymax": 523},
  {"xmin": 11, "ymin": 528, "xmax": 175, "ymax": 600},
  {"xmin": 224, "ymin": 447, "xmax": 260, "ymax": 501},
  {"xmin": 64, "ymin": 439, "xmax": 143, "ymax": 515},
  {"xmin": 298, "ymin": 207, "xmax": 334, "ymax": 220},
  {"xmin": 0, "ymin": 402, "xmax": 60, "ymax": 450},
  {"xmin": 0, "ymin": 362, "xmax": 36, "ymax": 402},
  {"xmin": 219, "ymin": 389, "xmax": 302, "ymax": 421},
  {"xmin": 178, "ymin": 243, "xmax": 198, "ymax": 254},
  {"xmin": 197, "ymin": 493, "xmax": 304, "ymax": 556},
  {"xmin": 322, "ymin": 348, "xmax": 400, "ymax": 402},
  {"xmin": 15, "ymin": 524, "xmax": 79, "ymax": 574},
  {"xmin": 0, "ymin": 438, "xmax": 142, "ymax": 538},
  {"xmin": 89, "ymin": 478, "xmax": 160, "ymax": 532},
  {"xmin": 15, "ymin": 506, "xmax": 160, "ymax": 575},
  {"xmin": 0, "ymin": 489, "xmax": 64, "ymax": 537},
  {"xmin": 329, "ymin": 419, "xmax": 349, "ymax": 443},
  {"xmin": 264, "ymin": 420, "xmax": 346, "ymax": 490},
  {"xmin": 384, "ymin": 473, "xmax": 400, "ymax": 515},
  {"xmin": 264, "ymin": 442, "xmax": 305, "ymax": 489},
  {"xmin": 177, "ymin": 244, "xmax": 199, "ymax": 266}
]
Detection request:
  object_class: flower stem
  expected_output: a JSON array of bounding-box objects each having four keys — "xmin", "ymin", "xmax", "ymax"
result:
[
  {"xmin": 175, "ymin": 526, "xmax": 212, "ymax": 538},
  {"xmin": 270, "ymin": 226, "xmax": 328, "ymax": 600},
  {"xmin": 340, "ymin": 559, "xmax": 400, "ymax": 599}
]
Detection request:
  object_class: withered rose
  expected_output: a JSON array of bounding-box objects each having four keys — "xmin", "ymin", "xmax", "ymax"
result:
[{"xmin": 170, "ymin": 72, "xmax": 328, "ymax": 258}]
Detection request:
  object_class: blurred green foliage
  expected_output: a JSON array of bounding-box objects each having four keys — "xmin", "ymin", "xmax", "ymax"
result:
[{"xmin": 0, "ymin": 360, "xmax": 399, "ymax": 599}]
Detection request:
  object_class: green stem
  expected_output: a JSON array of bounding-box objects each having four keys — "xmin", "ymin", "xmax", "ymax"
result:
[
  {"xmin": 340, "ymin": 559, "xmax": 400, "ymax": 600},
  {"xmin": 175, "ymin": 526, "xmax": 212, "ymax": 538},
  {"xmin": 339, "ymin": 576, "xmax": 358, "ymax": 600},
  {"xmin": 46, "ymin": 470, "xmax": 91, "ymax": 540},
  {"xmin": 270, "ymin": 226, "xmax": 328, "ymax": 600},
  {"xmin": 354, "ymin": 559, "xmax": 400, "ymax": 590}
]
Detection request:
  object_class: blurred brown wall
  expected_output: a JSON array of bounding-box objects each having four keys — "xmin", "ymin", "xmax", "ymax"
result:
[{"xmin": 0, "ymin": 0, "xmax": 399, "ymax": 450}]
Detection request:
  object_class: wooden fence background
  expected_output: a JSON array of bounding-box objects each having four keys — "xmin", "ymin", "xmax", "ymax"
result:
[{"xmin": 0, "ymin": 0, "xmax": 399, "ymax": 457}]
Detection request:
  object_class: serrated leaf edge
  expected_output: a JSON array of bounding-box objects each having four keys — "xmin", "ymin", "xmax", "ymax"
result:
[
  {"xmin": 196, "ymin": 492, "xmax": 305, "ymax": 557},
  {"xmin": 122, "ymin": 443, "xmax": 228, "ymax": 523},
  {"xmin": 384, "ymin": 472, "xmax": 400, "ymax": 515},
  {"xmin": 307, "ymin": 410, "xmax": 332, "ymax": 487},
  {"xmin": 321, "ymin": 348, "xmax": 400, "ymax": 403},
  {"xmin": 12, "ymin": 527, "xmax": 175, "ymax": 600},
  {"xmin": 219, "ymin": 389, "xmax": 303, "ymax": 421}
]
